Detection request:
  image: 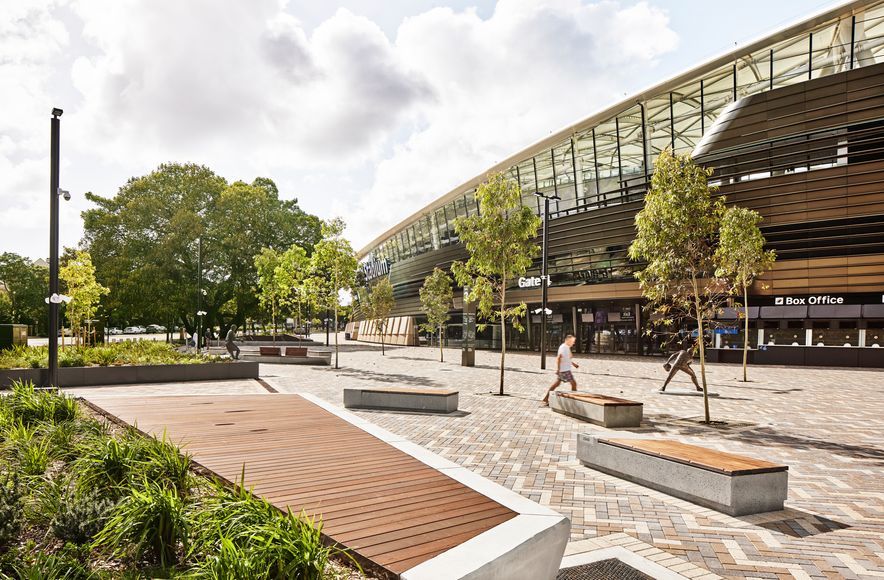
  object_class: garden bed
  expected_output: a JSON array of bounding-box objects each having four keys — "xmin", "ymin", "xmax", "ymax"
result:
[
  {"xmin": 0, "ymin": 343, "xmax": 258, "ymax": 389},
  {"xmin": 0, "ymin": 381, "xmax": 369, "ymax": 578}
]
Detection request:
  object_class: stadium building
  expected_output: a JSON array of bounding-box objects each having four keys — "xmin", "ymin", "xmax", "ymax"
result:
[{"xmin": 354, "ymin": 0, "xmax": 884, "ymax": 368}]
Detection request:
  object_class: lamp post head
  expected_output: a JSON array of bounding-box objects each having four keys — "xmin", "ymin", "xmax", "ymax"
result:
[{"xmin": 51, "ymin": 108, "xmax": 63, "ymax": 118}]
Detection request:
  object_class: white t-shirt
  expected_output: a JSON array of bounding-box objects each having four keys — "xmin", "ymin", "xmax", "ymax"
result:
[{"xmin": 557, "ymin": 343, "xmax": 573, "ymax": 372}]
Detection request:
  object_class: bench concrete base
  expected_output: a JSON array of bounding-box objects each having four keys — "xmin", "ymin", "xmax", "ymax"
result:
[
  {"xmin": 343, "ymin": 387, "xmax": 459, "ymax": 413},
  {"xmin": 550, "ymin": 393, "xmax": 642, "ymax": 428},
  {"xmin": 657, "ymin": 388, "xmax": 720, "ymax": 397},
  {"xmin": 577, "ymin": 435, "xmax": 788, "ymax": 516}
]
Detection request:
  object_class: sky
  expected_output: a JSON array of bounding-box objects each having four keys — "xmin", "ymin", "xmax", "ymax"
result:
[{"xmin": 1, "ymin": 0, "xmax": 840, "ymax": 260}]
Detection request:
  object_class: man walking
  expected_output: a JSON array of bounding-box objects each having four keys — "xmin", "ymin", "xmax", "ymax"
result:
[
  {"xmin": 225, "ymin": 324, "xmax": 240, "ymax": 360},
  {"xmin": 542, "ymin": 334, "xmax": 579, "ymax": 406},
  {"xmin": 660, "ymin": 341, "xmax": 702, "ymax": 392}
]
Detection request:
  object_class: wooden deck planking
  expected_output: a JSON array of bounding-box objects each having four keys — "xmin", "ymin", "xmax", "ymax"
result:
[{"xmin": 84, "ymin": 394, "xmax": 516, "ymax": 576}]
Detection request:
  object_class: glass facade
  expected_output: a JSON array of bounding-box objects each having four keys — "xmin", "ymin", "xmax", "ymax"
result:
[{"xmin": 366, "ymin": 4, "xmax": 884, "ymax": 279}]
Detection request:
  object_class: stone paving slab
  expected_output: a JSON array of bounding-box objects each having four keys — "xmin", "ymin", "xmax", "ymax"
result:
[
  {"xmin": 67, "ymin": 335, "xmax": 884, "ymax": 579},
  {"xmin": 261, "ymin": 335, "xmax": 884, "ymax": 580}
]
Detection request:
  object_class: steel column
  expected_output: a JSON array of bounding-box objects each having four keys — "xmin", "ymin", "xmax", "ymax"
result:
[{"xmin": 48, "ymin": 109, "xmax": 62, "ymax": 388}]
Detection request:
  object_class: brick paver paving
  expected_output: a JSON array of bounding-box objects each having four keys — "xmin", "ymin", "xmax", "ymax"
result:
[{"xmin": 260, "ymin": 336, "xmax": 884, "ymax": 580}]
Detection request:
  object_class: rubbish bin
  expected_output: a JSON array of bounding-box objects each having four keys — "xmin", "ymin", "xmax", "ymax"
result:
[
  {"xmin": 345, "ymin": 332, "xmax": 352, "ymax": 341},
  {"xmin": 0, "ymin": 324, "xmax": 28, "ymax": 350}
]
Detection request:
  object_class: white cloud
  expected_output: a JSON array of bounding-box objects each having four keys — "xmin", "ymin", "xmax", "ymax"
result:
[
  {"xmin": 0, "ymin": 0, "xmax": 678, "ymax": 259},
  {"xmin": 346, "ymin": 0, "xmax": 679, "ymax": 248}
]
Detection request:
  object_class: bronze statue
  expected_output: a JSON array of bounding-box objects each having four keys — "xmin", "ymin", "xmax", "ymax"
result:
[
  {"xmin": 225, "ymin": 324, "xmax": 240, "ymax": 360},
  {"xmin": 661, "ymin": 341, "xmax": 702, "ymax": 392}
]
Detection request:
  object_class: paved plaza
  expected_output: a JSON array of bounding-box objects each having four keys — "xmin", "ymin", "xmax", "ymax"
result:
[{"xmin": 68, "ymin": 338, "xmax": 884, "ymax": 579}]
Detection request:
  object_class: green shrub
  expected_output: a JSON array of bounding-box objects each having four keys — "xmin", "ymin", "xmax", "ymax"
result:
[
  {"xmin": 6, "ymin": 382, "xmax": 78, "ymax": 426},
  {"xmin": 93, "ymin": 479, "xmax": 188, "ymax": 568},
  {"xmin": 58, "ymin": 349, "xmax": 87, "ymax": 368},
  {"xmin": 0, "ymin": 472, "xmax": 23, "ymax": 548},
  {"xmin": 18, "ymin": 437, "xmax": 52, "ymax": 476},
  {"xmin": 139, "ymin": 434, "xmax": 193, "ymax": 496},
  {"xmin": 51, "ymin": 491, "xmax": 116, "ymax": 545},
  {"xmin": 5, "ymin": 544, "xmax": 95, "ymax": 580},
  {"xmin": 75, "ymin": 435, "xmax": 146, "ymax": 496},
  {"xmin": 84, "ymin": 347, "xmax": 117, "ymax": 367},
  {"xmin": 187, "ymin": 536, "xmax": 267, "ymax": 579}
]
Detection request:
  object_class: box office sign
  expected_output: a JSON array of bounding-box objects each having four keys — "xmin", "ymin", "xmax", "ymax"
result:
[{"xmin": 761, "ymin": 293, "xmax": 884, "ymax": 307}]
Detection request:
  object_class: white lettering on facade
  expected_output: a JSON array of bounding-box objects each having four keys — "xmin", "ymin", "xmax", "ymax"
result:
[
  {"xmin": 362, "ymin": 259, "xmax": 391, "ymax": 281},
  {"xmin": 518, "ymin": 276, "xmax": 553, "ymax": 288},
  {"xmin": 775, "ymin": 295, "xmax": 844, "ymax": 306}
]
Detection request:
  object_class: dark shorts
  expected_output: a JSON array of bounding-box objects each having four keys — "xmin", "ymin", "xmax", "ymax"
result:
[{"xmin": 558, "ymin": 371, "xmax": 575, "ymax": 382}]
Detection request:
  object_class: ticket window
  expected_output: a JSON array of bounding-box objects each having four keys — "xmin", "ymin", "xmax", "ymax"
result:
[
  {"xmin": 811, "ymin": 321, "xmax": 859, "ymax": 347},
  {"xmin": 763, "ymin": 321, "xmax": 806, "ymax": 346},
  {"xmin": 866, "ymin": 323, "xmax": 884, "ymax": 347}
]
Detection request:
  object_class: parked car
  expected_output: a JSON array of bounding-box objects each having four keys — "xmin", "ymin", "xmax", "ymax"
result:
[
  {"xmin": 108, "ymin": 327, "xmax": 123, "ymax": 335},
  {"xmin": 123, "ymin": 326, "xmax": 139, "ymax": 334},
  {"xmin": 146, "ymin": 324, "xmax": 167, "ymax": 334}
]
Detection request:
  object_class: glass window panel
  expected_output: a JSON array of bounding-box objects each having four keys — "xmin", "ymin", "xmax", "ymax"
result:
[
  {"xmin": 594, "ymin": 119, "xmax": 621, "ymax": 198},
  {"xmin": 553, "ymin": 141, "xmax": 578, "ymax": 211},
  {"xmin": 435, "ymin": 207, "xmax": 450, "ymax": 246},
  {"xmin": 855, "ymin": 5, "xmax": 884, "ymax": 68},
  {"xmin": 736, "ymin": 49, "xmax": 772, "ymax": 99},
  {"xmin": 574, "ymin": 130, "xmax": 598, "ymax": 207},
  {"xmin": 533, "ymin": 151, "xmax": 557, "ymax": 207},
  {"xmin": 672, "ymin": 82, "xmax": 703, "ymax": 156},
  {"xmin": 702, "ymin": 67, "xmax": 735, "ymax": 135},
  {"xmin": 617, "ymin": 106, "xmax": 645, "ymax": 199},
  {"xmin": 772, "ymin": 35, "xmax": 810, "ymax": 89},
  {"xmin": 465, "ymin": 191, "xmax": 479, "ymax": 217},
  {"xmin": 646, "ymin": 95, "xmax": 672, "ymax": 169}
]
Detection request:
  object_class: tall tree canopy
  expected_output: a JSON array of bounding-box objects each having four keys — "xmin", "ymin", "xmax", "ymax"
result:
[
  {"xmin": 81, "ymin": 163, "xmax": 322, "ymax": 333},
  {"xmin": 451, "ymin": 172, "xmax": 540, "ymax": 396},
  {"xmin": 0, "ymin": 253, "xmax": 48, "ymax": 333}
]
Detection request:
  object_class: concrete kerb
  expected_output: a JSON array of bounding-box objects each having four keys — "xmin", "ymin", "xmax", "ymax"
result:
[{"xmin": 299, "ymin": 393, "xmax": 570, "ymax": 580}]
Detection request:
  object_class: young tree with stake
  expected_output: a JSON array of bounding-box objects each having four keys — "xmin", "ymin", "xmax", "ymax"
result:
[
  {"xmin": 628, "ymin": 150, "xmax": 725, "ymax": 423},
  {"xmin": 308, "ymin": 219, "xmax": 357, "ymax": 369},
  {"xmin": 451, "ymin": 173, "xmax": 541, "ymax": 396},
  {"xmin": 365, "ymin": 277, "xmax": 395, "ymax": 355},
  {"xmin": 715, "ymin": 206, "xmax": 776, "ymax": 382},
  {"xmin": 419, "ymin": 268, "xmax": 454, "ymax": 362}
]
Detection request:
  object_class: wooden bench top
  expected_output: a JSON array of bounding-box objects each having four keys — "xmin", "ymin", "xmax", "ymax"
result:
[
  {"xmin": 556, "ymin": 392, "xmax": 642, "ymax": 406},
  {"xmin": 354, "ymin": 387, "xmax": 458, "ymax": 396},
  {"xmin": 602, "ymin": 439, "xmax": 787, "ymax": 476},
  {"xmin": 84, "ymin": 394, "xmax": 510, "ymax": 576}
]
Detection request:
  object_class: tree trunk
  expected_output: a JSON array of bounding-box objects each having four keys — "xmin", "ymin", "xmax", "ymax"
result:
[
  {"xmin": 272, "ymin": 303, "xmax": 277, "ymax": 343},
  {"xmin": 691, "ymin": 274, "xmax": 711, "ymax": 423},
  {"xmin": 499, "ymin": 282, "xmax": 506, "ymax": 396},
  {"xmin": 439, "ymin": 326, "xmax": 444, "ymax": 362},
  {"xmin": 380, "ymin": 319, "xmax": 385, "ymax": 356},
  {"xmin": 742, "ymin": 282, "xmax": 749, "ymax": 383}
]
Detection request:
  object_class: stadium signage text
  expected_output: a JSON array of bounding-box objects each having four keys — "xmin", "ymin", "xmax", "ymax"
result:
[
  {"xmin": 362, "ymin": 258, "xmax": 391, "ymax": 281},
  {"xmin": 518, "ymin": 276, "xmax": 553, "ymax": 288},
  {"xmin": 774, "ymin": 295, "xmax": 844, "ymax": 305}
]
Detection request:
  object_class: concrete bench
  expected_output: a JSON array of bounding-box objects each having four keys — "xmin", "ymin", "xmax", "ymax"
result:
[
  {"xmin": 550, "ymin": 392, "xmax": 642, "ymax": 427},
  {"xmin": 285, "ymin": 347, "xmax": 308, "ymax": 357},
  {"xmin": 343, "ymin": 387, "xmax": 459, "ymax": 413},
  {"xmin": 259, "ymin": 346, "xmax": 281, "ymax": 356},
  {"xmin": 577, "ymin": 435, "xmax": 788, "ymax": 516}
]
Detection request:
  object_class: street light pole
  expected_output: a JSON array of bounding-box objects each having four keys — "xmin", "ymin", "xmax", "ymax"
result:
[
  {"xmin": 197, "ymin": 236, "xmax": 202, "ymax": 351},
  {"xmin": 534, "ymin": 191, "xmax": 559, "ymax": 370},
  {"xmin": 48, "ymin": 108, "xmax": 63, "ymax": 388}
]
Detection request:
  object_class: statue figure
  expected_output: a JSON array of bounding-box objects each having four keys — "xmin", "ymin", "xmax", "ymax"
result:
[
  {"xmin": 225, "ymin": 324, "xmax": 240, "ymax": 360},
  {"xmin": 660, "ymin": 340, "xmax": 702, "ymax": 392}
]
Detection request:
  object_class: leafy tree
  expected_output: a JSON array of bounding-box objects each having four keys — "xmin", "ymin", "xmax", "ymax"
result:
[
  {"xmin": 715, "ymin": 206, "xmax": 776, "ymax": 382},
  {"xmin": 275, "ymin": 245, "xmax": 310, "ymax": 339},
  {"xmin": 364, "ymin": 277, "xmax": 396, "ymax": 356},
  {"xmin": 60, "ymin": 250, "xmax": 109, "ymax": 345},
  {"xmin": 0, "ymin": 253, "xmax": 48, "ymax": 333},
  {"xmin": 81, "ymin": 164, "xmax": 321, "ymax": 335},
  {"xmin": 254, "ymin": 248, "xmax": 283, "ymax": 342},
  {"xmin": 419, "ymin": 268, "xmax": 454, "ymax": 362},
  {"xmin": 451, "ymin": 173, "xmax": 541, "ymax": 396},
  {"xmin": 307, "ymin": 219, "xmax": 357, "ymax": 369},
  {"xmin": 628, "ymin": 150, "xmax": 726, "ymax": 423}
]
